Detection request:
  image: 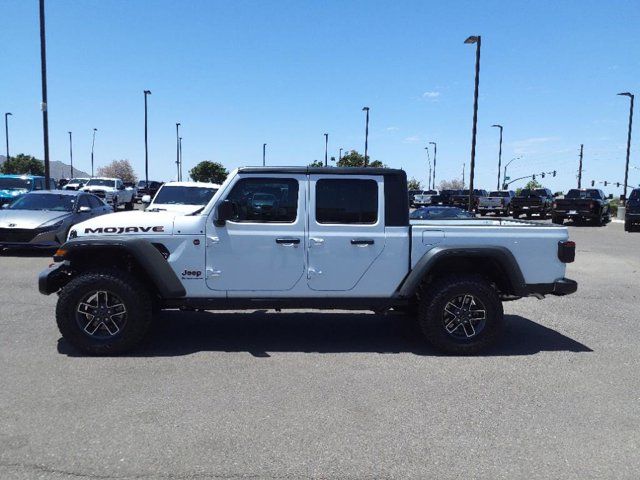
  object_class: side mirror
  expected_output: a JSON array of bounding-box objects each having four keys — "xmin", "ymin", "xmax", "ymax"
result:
[
  {"xmin": 141, "ymin": 195, "xmax": 151, "ymax": 204},
  {"xmin": 79, "ymin": 206, "xmax": 92, "ymax": 213},
  {"xmin": 215, "ymin": 200, "xmax": 236, "ymax": 226},
  {"xmin": 1, "ymin": 204, "xmax": 9, "ymax": 209}
]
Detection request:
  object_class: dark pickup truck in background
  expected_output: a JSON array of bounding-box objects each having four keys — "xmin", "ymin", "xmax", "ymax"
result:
[
  {"xmin": 135, "ymin": 180, "xmax": 164, "ymax": 203},
  {"xmin": 552, "ymin": 188, "xmax": 611, "ymax": 226},
  {"xmin": 451, "ymin": 189, "xmax": 489, "ymax": 211},
  {"xmin": 429, "ymin": 189, "xmax": 460, "ymax": 206},
  {"xmin": 511, "ymin": 188, "xmax": 554, "ymax": 219},
  {"xmin": 625, "ymin": 188, "xmax": 640, "ymax": 232}
]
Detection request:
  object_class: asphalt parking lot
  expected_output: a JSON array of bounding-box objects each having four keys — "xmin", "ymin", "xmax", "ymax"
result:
[{"xmin": 1, "ymin": 220, "xmax": 639, "ymax": 479}]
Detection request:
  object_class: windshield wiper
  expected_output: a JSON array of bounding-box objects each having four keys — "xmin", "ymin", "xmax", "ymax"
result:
[{"xmin": 189, "ymin": 207, "xmax": 206, "ymax": 215}]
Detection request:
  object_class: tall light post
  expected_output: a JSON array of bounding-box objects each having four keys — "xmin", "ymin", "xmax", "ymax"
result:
[
  {"xmin": 362, "ymin": 107, "xmax": 370, "ymax": 166},
  {"xmin": 175, "ymin": 123, "xmax": 181, "ymax": 180},
  {"xmin": 491, "ymin": 124, "xmax": 503, "ymax": 190},
  {"xmin": 324, "ymin": 133, "xmax": 329, "ymax": 166},
  {"xmin": 618, "ymin": 92, "xmax": 634, "ymax": 204},
  {"xmin": 179, "ymin": 137, "xmax": 183, "ymax": 181},
  {"xmin": 90, "ymin": 128, "xmax": 97, "ymax": 177},
  {"xmin": 143, "ymin": 90, "xmax": 151, "ymax": 187},
  {"xmin": 425, "ymin": 146, "xmax": 432, "ymax": 190},
  {"xmin": 68, "ymin": 131, "xmax": 73, "ymax": 178},
  {"xmin": 465, "ymin": 34, "xmax": 482, "ymax": 212},
  {"xmin": 4, "ymin": 112, "xmax": 11, "ymax": 162},
  {"xmin": 503, "ymin": 156, "xmax": 521, "ymax": 189},
  {"xmin": 262, "ymin": 143, "xmax": 266, "ymax": 166},
  {"xmin": 429, "ymin": 141, "xmax": 437, "ymax": 189},
  {"xmin": 339, "ymin": 147, "xmax": 343, "ymax": 162},
  {"xmin": 39, "ymin": 0, "xmax": 51, "ymax": 189},
  {"xmin": 577, "ymin": 144, "xmax": 583, "ymax": 188}
]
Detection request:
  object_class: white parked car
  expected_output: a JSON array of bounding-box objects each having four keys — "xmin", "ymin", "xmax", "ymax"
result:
[
  {"xmin": 41, "ymin": 167, "xmax": 577, "ymax": 356},
  {"xmin": 142, "ymin": 181, "xmax": 221, "ymax": 214},
  {"xmin": 81, "ymin": 178, "xmax": 135, "ymax": 210}
]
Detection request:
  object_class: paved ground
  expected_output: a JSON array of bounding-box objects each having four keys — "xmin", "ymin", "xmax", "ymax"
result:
[{"xmin": 1, "ymin": 221, "xmax": 639, "ymax": 479}]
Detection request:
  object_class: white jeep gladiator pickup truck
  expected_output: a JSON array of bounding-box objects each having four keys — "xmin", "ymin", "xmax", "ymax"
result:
[
  {"xmin": 81, "ymin": 178, "xmax": 135, "ymax": 211},
  {"xmin": 39, "ymin": 167, "xmax": 577, "ymax": 355}
]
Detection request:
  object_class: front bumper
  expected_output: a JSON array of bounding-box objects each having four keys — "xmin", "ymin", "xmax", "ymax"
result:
[
  {"xmin": 522, "ymin": 278, "xmax": 578, "ymax": 297},
  {"xmin": 39, "ymin": 262, "xmax": 72, "ymax": 295},
  {"xmin": 554, "ymin": 210, "xmax": 598, "ymax": 219},
  {"xmin": 626, "ymin": 212, "xmax": 640, "ymax": 223}
]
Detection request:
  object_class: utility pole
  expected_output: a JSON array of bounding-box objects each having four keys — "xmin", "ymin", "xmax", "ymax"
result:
[
  {"xmin": 492, "ymin": 124, "xmax": 503, "ymax": 190},
  {"xmin": 425, "ymin": 146, "xmax": 431, "ymax": 190},
  {"xmin": 262, "ymin": 143, "xmax": 266, "ymax": 166},
  {"xmin": 339, "ymin": 147, "xmax": 343, "ymax": 162},
  {"xmin": 175, "ymin": 123, "xmax": 181, "ymax": 181},
  {"xmin": 462, "ymin": 163, "xmax": 466, "ymax": 188},
  {"xmin": 324, "ymin": 133, "xmax": 328, "ymax": 166},
  {"xmin": 179, "ymin": 137, "xmax": 182, "ymax": 181},
  {"xmin": 39, "ymin": 0, "xmax": 51, "ymax": 189},
  {"xmin": 464, "ymin": 34, "xmax": 482, "ymax": 212},
  {"xmin": 618, "ymin": 92, "xmax": 634, "ymax": 204},
  {"xmin": 4, "ymin": 112, "xmax": 11, "ymax": 162},
  {"xmin": 362, "ymin": 107, "xmax": 370, "ymax": 166},
  {"xmin": 429, "ymin": 141, "xmax": 437, "ymax": 188},
  {"xmin": 143, "ymin": 90, "xmax": 151, "ymax": 187},
  {"xmin": 90, "ymin": 128, "xmax": 97, "ymax": 177},
  {"xmin": 68, "ymin": 131, "xmax": 73, "ymax": 178},
  {"xmin": 578, "ymin": 144, "xmax": 583, "ymax": 188}
]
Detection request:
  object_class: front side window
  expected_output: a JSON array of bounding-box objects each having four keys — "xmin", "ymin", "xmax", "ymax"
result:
[
  {"xmin": 316, "ymin": 179, "xmax": 378, "ymax": 224},
  {"xmin": 224, "ymin": 177, "xmax": 299, "ymax": 223}
]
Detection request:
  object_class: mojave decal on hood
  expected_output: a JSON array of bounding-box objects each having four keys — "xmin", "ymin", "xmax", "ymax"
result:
[{"xmin": 71, "ymin": 211, "xmax": 176, "ymax": 237}]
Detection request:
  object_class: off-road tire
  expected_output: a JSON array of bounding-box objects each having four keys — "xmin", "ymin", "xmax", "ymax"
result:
[
  {"xmin": 56, "ymin": 269, "xmax": 153, "ymax": 355},
  {"xmin": 418, "ymin": 274, "xmax": 504, "ymax": 355}
]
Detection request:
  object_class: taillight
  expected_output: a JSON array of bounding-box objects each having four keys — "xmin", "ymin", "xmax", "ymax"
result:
[
  {"xmin": 558, "ymin": 241, "xmax": 575, "ymax": 263},
  {"xmin": 552, "ymin": 202, "xmax": 557, "ymax": 209},
  {"xmin": 590, "ymin": 202, "xmax": 596, "ymax": 209}
]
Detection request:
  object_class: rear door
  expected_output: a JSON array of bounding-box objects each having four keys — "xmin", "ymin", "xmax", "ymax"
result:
[{"xmin": 307, "ymin": 174, "xmax": 385, "ymax": 291}]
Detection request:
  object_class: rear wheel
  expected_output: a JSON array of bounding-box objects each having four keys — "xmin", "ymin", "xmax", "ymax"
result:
[
  {"xmin": 418, "ymin": 275, "xmax": 504, "ymax": 355},
  {"xmin": 56, "ymin": 269, "xmax": 153, "ymax": 355},
  {"xmin": 512, "ymin": 212, "xmax": 520, "ymax": 219}
]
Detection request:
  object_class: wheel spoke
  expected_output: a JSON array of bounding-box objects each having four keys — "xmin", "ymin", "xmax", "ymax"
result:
[
  {"xmin": 102, "ymin": 318, "xmax": 120, "ymax": 336},
  {"xmin": 470, "ymin": 309, "xmax": 486, "ymax": 320},
  {"xmin": 462, "ymin": 322, "xmax": 476, "ymax": 338},
  {"xmin": 83, "ymin": 317, "xmax": 100, "ymax": 335},
  {"xmin": 444, "ymin": 319, "xmax": 460, "ymax": 334},
  {"xmin": 97, "ymin": 291, "xmax": 109, "ymax": 307}
]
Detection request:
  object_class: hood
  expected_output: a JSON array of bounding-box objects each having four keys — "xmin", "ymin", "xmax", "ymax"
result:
[
  {"xmin": 82, "ymin": 186, "xmax": 113, "ymax": 192},
  {"xmin": 145, "ymin": 204, "xmax": 205, "ymax": 215},
  {"xmin": 72, "ymin": 210, "xmax": 176, "ymax": 238},
  {"xmin": 0, "ymin": 210, "xmax": 70, "ymax": 229},
  {"xmin": 0, "ymin": 189, "xmax": 28, "ymax": 199}
]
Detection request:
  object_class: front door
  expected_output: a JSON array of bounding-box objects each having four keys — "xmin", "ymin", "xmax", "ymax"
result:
[
  {"xmin": 307, "ymin": 174, "xmax": 386, "ymax": 291},
  {"xmin": 205, "ymin": 174, "xmax": 306, "ymax": 292}
]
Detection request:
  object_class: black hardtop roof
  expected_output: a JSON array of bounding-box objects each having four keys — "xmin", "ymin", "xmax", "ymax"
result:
[{"xmin": 238, "ymin": 166, "xmax": 406, "ymax": 179}]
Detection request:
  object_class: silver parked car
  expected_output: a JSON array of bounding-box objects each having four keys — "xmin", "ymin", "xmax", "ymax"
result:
[{"xmin": 0, "ymin": 190, "xmax": 111, "ymax": 249}]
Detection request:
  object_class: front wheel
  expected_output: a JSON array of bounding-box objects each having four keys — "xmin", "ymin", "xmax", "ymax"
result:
[
  {"xmin": 56, "ymin": 269, "xmax": 153, "ymax": 355},
  {"xmin": 418, "ymin": 274, "xmax": 504, "ymax": 355}
]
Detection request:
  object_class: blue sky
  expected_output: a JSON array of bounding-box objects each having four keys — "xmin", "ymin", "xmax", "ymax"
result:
[{"xmin": 1, "ymin": 0, "xmax": 639, "ymax": 194}]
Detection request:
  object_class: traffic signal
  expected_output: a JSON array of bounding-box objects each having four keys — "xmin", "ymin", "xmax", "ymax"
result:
[
  {"xmin": 541, "ymin": 172, "xmax": 546, "ymax": 178},
  {"xmin": 533, "ymin": 174, "xmax": 536, "ymax": 180},
  {"xmin": 604, "ymin": 181, "xmax": 608, "ymax": 186},
  {"xmin": 591, "ymin": 180, "xmax": 595, "ymax": 187},
  {"xmin": 552, "ymin": 170, "xmax": 557, "ymax": 177},
  {"xmin": 616, "ymin": 182, "xmax": 621, "ymax": 188}
]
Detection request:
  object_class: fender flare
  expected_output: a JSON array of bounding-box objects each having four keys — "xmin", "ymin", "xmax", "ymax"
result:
[
  {"xmin": 58, "ymin": 237, "xmax": 186, "ymax": 298},
  {"xmin": 396, "ymin": 245, "xmax": 527, "ymax": 298}
]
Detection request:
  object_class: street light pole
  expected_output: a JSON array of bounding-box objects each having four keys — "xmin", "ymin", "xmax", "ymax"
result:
[
  {"xmin": 425, "ymin": 146, "xmax": 431, "ymax": 190},
  {"xmin": 503, "ymin": 156, "xmax": 521, "ymax": 189},
  {"xmin": 68, "ymin": 131, "xmax": 73, "ymax": 178},
  {"xmin": 324, "ymin": 133, "xmax": 328, "ymax": 166},
  {"xmin": 492, "ymin": 124, "xmax": 503, "ymax": 190},
  {"xmin": 39, "ymin": 0, "xmax": 51, "ymax": 189},
  {"xmin": 175, "ymin": 123, "xmax": 181, "ymax": 181},
  {"xmin": 4, "ymin": 112, "xmax": 11, "ymax": 162},
  {"xmin": 429, "ymin": 141, "xmax": 437, "ymax": 188},
  {"xmin": 90, "ymin": 128, "xmax": 97, "ymax": 177},
  {"xmin": 618, "ymin": 92, "xmax": 634, "ymax": 204},
  {"xmin": 179, "ymin": 137, "xmax": 182, "ymax": 181},
  {"xmin": 362, "ymin": 107, "xmax": 370, "ymax": 166},
  {"xmin": 143, "ymin": 90, "xmax": 151, "ymax": 187},
  {"xmin": 339, "ymin": 147, "xmax": 343, "ymax": 162},
  {"xmin": 578, "ymin": 144, "xmax": 583, "ymax": 188},
  {"xmin": 465, "ymin": 34, "xmax": 482, "ymax": 212},
  {"xmin": 262, "ymin": 143, "xmax": 266, "ymax": 166}
]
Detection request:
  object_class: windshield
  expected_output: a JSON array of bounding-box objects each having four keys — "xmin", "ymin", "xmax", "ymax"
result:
[
  {"xmin": 86, "ymin": 179, "xmax": 115, "ymax": 187},
  {"xmin": 152, "ymin": 186, "xmax": 217, "ymax": 205},
  {"xmin": 0, "ymin": 177, "xmax": 33, "ymax": 190},
  {"xmin": 410, "ymin": 207, "xmax": 474, "ymax": 220},
  {"xmin": 8, "ymin": 193, "xmax": 75, "ymax": 212},
  {"xmin": 565, "ymin": 189, "xmax": 600, "ymax": 199},
  {"xmin": 489, "ymin": 191, "xmax": 511, "ymax": 197}
]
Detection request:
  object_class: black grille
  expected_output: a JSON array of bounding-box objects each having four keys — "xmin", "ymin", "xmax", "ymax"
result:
[{"xmin": 0, "ymin": 228, "xmax": 38, "ymax": 243}]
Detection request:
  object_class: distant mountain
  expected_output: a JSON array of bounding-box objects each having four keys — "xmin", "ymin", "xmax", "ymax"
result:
[{"xmin": 0, "ymin": 155, "xmax": 90, "ymax": 179}]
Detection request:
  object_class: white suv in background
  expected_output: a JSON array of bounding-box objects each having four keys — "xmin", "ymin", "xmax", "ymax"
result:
[
  {"xmin": 143, "ymin": 181, "xmax": 221, "ymax": 214},
  {"xmin": 81, "ymin": 178, "xmax": 135, "ymax": 210}
]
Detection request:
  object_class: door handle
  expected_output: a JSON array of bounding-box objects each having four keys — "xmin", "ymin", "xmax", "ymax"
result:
[
  {"xmin": 275, "ymin": 238, "xmax": 300, "ymax": 245},
  {"xmin": 309, "ymin": 237, "xmax": 324, "ymax": 246},
  {"xmin": 351, "ymin": 239, "xmax": 374, "ymax": 246}
]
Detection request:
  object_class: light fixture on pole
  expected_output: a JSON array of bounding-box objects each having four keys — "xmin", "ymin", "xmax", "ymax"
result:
[
  {"xmin": 429, "ymin": 141, "xmax": 437, "ymax": 188},
  {"xmin": 618, "ymin": 92, "xmax": 634, "ymax": 204},
  {"xmin": 90, "ymin": 128, "xmax": 97, "ymax": 177},
  {"xmin": 491, "ymin": 124, "xmax": 503, "ymax": 190},
  {"xmin": 464, "ymin": 34, "xmax": 482, "ymax": 212},
  {"xmin": 4, "ymin": 112, "xmax": 12, "ymax": 162},
  {"xmin": 143, "ymin": 90, "xmax": 151, "ymax": 187},
  {"xmin": 362, "ymin": 107, "xmax": 370, "ymax": 166}
]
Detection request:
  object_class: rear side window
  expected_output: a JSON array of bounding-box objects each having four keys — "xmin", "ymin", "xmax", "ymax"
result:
[
  {"xmin": 316, "ymin": 179, "xmax": 378, "ymax": 224},
  {"xmin": 225, "ymin": 177, "xmax": 299, "ymax": 223}
]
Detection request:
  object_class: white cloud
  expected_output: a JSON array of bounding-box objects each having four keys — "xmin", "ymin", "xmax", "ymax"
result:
[
  {"xmin": 386, "ymin": 126, "xmax": 399, "ymax": 132},
  {"xmin": 403, "ymin": 136, "xmax": 420, "ymax": 144},
  {"xmin": 512, "ymin": 136, "xmax": 559, "ymax": 154},
  {"xmin": 422, "ymin": 91, "xmax": 441, "ymax": 100}
]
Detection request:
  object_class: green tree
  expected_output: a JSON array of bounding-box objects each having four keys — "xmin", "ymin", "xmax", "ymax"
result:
[
  {"xmin": 438, "ymin": 179, "xmax": 464, "ymax": 190},
  {"xmin": 523, "ymin": 179, "xmax": 543, "ymax": 190},
  {"xmin": 1, "ymin": 154, "xmax": 44, "ymax": 175},
  {"xmin": 189, "ymin": 161, "xmax": 228, "ymax": 184},
  {"xmin": 96, "ymin": 159, "xmax": 138, "ymax": 183},
  {"xmin": 407, "ymin": 178, "xmax": 422, "ymax": 190},
  {"xmin": 336, "ymin": 150, "xmax": 386, "ymax": 168},
  {"xmin": 308, "ymin": 159, "xmax": 324, "ymax": 167}
]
